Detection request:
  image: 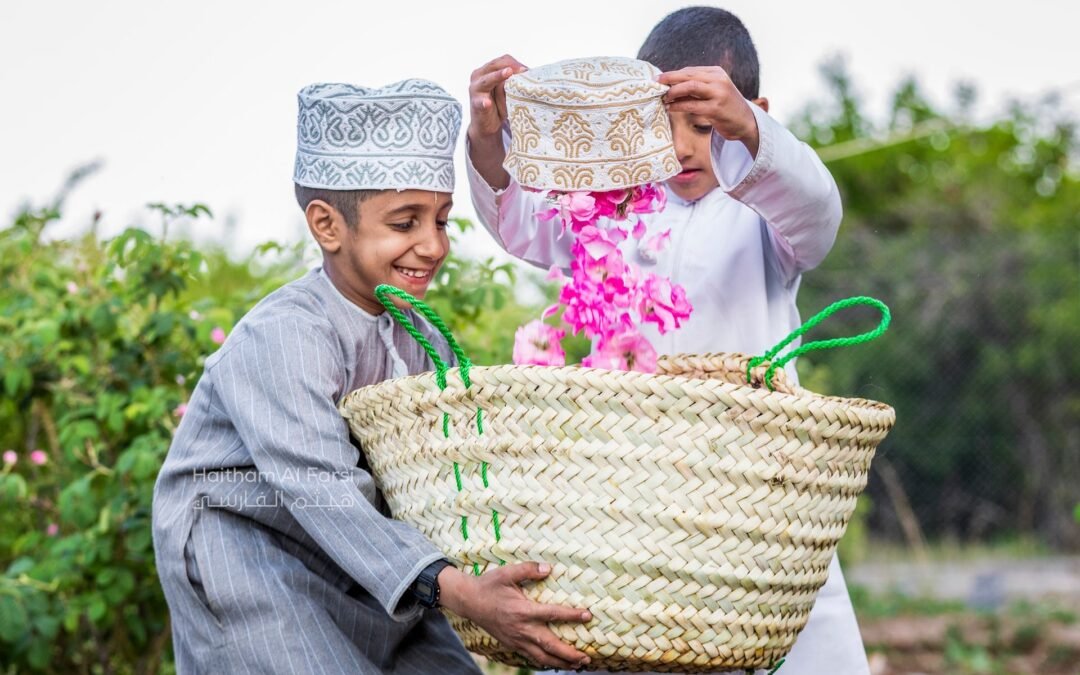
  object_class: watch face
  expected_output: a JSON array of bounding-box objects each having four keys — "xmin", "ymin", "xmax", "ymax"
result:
[{"xmin": 416, "ymin": 580, "xmax": 435, "ymax": 597}]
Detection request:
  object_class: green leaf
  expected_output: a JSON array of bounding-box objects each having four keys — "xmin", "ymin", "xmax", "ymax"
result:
[
  {"xmin": 0, "ymin": 474, "xmax": 29, "ymax": 501},
  {"xmin": 66, "ymin": 354, "xmax": 93, "ymax": 377},
  {"xmin": 97, "ymin": 504, "xmax": 112, "ymax": 533},
  {"xmin": 6, "ymin": 557, "xmax": 35, "ymax": 576},
  {"xmin": 3, "ymin": 366, "xmax": 30, "ymax": 398},
  {"xmin": 103, "ymin": 569, "xmax": 135, "ymax": 604},
  {"xmin": 0, "ymin": 595, "xmax": 29, "ymax": 642},
  {"xmin": 125, "ymin": 606, "xmax": 148, "ymax": 645},
  {"xmin": 27, "ymin": 639, "xmax": 51, "ymax": 669},
  {"xmin": 34, "ymin": 614, "xmax": 61, "ymax": 640},
  {"xmin": 96, "ymin": 568, "xmax": 116, "ymax": 587},
  {"xmin": 87, "ymin": 596, "xmax": 108, "ymax": 623},
  {"xmin": 63, "ymin": 607, "xmax": 81, "ymax": 633}
]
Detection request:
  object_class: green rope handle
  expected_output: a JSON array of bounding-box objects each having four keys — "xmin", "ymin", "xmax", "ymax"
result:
[
  {"xmin": 374, "ymin": 284, "xmax": 503, "ymax": 573},
  {"xmin": 747, "ymin": 296, "xmax": 891, "ymax": 391},
  {"xmin": 374, "ymin": 284, "xmax": 472, "ymax": 390}
]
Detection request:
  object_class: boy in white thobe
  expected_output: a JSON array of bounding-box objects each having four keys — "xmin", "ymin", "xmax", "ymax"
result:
[{"xmin": 465, "ymin": 7, "xmax": 869, "ymax": 675}]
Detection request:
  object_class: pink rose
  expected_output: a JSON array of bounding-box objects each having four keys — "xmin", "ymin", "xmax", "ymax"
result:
[
  {"xmin": 584, "ymin": 329, "xmax": 658, "ymax": 373},
  {"xmin": 559, "ymin": 192, "xmax": 597, "ymax": 222},
  {"xmin": 30, "ymin": 450, "xmax": 47, "ymax": 466},
  {"xmin": 174, "ymin": 403, "xmax": 188, "ymax": 417},
  {"xmin": 210, "ymin": 327, "xmax": 227, "ymax": 345},
  {"xmin": 592, "ymin": 189, "xmax": 630, "ymax": 219},
  {"xmin": 512, "ymin": 320, "xmax": 567, "ymax": 367},
  {"xmin": 576, "ymin": 225, "xmax": 626, "ymax": 261},
  {"xmin": 46, "ymin": 523, "xmax": 59, "ymax": 537},
  {"xmin": 643, "ymin": 229, "xmax": 672, "ymax": 255},
  {"xmin": 2, "ymin": 450, "xmax": 15, "ymax": 466},
  {"xmin": 559, "ymin": 282, "xmax": 612, "ymax": 338},
  {"xmin": 515, "ymin": 182, "xmax": 691, "ymax": 372},
  {"xmin": 629, "ymin": 183, "xmax": 667, "ymax": 214},
  {"xmin": 640, "ymin": 275, "xmax": 693, "ymax": 334}
]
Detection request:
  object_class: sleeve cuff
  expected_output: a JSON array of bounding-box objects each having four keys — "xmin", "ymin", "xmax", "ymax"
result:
[
  {"xmin": 385, "ymin": 549, "xmax": 448, "ymax": 622},
  {"xmin": 711, "ymin": 101, "xmax": 776, "ymax": 198},
  {"xmin": 464, "ymin": 126, "xmax": 514, "ymax": 198}
]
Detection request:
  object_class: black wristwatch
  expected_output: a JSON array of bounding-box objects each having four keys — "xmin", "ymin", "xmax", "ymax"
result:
[{"xmin": 412, "ymin": 559, "xmax": 452, "ymax": 609}]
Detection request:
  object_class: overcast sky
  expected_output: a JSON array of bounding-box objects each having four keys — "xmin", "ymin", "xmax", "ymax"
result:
[{"xmin": 2, "ymin": 0, "xmax": 1077, "ymax": 260}]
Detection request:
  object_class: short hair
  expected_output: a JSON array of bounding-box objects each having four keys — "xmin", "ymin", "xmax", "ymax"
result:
[
  {"xmin": 637, "ymin": 6, "xmax": 761, "ymax": 100},
  {"xmin": 293, "ymin": 184, "xmax": 378, "ymax": 228}
]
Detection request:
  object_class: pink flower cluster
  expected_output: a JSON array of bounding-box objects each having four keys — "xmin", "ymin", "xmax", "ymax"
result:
[{"xmin": 512, "ymin": 184, "xmax": 692, "ymax": 372}]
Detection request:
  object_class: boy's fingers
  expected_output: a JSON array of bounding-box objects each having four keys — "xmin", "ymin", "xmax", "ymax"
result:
[
  {"xmin": 521, "ymin": 643, "xmax": 577, "ymax": 671},
  {"xmin": 517, "ymin": 644, "xmax": 548, "ymax": 669},
  {"xmin": 480, "ymin": 54, "xmax": 528, "ymax": 76},
  {"xmin": 658, "ymin": 65, "xmax": 726, "ymax": 83},
  {"xmin": 665, "ymin": 99, "xmax": 714, "ymax": 116},
  {"xmin": 657, "ymin": 69, "xmax": 697, "ymax": 85},
  {"xmin": 494, "ymin": 53, "xmax": 528, "ymax": 72},
  {"xmin": 535, "ymin": 603, "xmax": 592, "ymax": 624},
  {"xmin": 470, "ymin": 96, "xmax": 493, "ymax": 112},
  {"xmin": 516, "ymin": 561, "xmax": 548, "ymax": 583},
  {"xmin": 470, "ymin": 67, "xmax": 513, "ymax": 97},
  {"xmin": 534, "ymin": 631, "xmax": 590, "ymax": 669},
  {"xmin": 503, "ymin": 561, "xmax": 551, "ymax": 583},
  {"xmin": 485, "ymin": 53, "xmax": 516, "ymax": 68},
  {"xmin": 664, "ymin": 80, "xmax": 712, "ymax": 102},
  {"xmin": 494, "ymin": 81, "xmax": 509, "ymax": 122}
]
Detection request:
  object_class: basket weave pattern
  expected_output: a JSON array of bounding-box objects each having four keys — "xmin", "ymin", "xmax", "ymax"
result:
[{"xmin": 340, "ymin": 353, "xmax": 895, "ymax": 671}]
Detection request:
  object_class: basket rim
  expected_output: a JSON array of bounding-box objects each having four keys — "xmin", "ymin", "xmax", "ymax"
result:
[{"xmin": 338, "ymin": 352, "xmax": 895, "ymax": 419}]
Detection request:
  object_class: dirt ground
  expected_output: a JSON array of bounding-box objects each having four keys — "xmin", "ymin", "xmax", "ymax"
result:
[{"xmin": 863, "ymin": 613, "xmax": 1080, "ymax": 674}]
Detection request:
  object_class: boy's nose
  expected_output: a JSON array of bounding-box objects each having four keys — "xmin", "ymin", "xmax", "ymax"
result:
[
  {"xmin": 673, "ymin": 132, "xmax": 693, "ymax": 162},
  {"xmin": 413, "ymin": 231, "xmax": 447, "ymax": 260}
]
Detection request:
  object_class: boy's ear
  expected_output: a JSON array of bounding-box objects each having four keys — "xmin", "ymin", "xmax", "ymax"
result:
[
  {"xmin": 752, "ymin": 97, "xmax": 770, "ymax": 113},
  {"xmin": 306, "ymin": 200, "xmax": 343, "ymax": 253}
]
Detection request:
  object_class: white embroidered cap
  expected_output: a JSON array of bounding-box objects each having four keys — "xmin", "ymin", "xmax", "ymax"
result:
[
  {"xmin": 294, "ymin": 80, "xmax": 462, "ymax": 192},
  {"xmin": 503, "ymin": 56, "xmax": 680, "ymax": 192}
]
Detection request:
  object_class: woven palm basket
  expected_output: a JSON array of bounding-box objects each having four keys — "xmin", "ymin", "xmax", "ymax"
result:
[{"xmin": 339, "ymin": 288, "xmax": 895, "ymax": 672}]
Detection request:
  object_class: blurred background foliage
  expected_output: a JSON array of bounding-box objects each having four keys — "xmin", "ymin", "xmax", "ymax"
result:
[{"xmin": 0, "ymin": 59, "xmax": 1076, "ymax": 673}]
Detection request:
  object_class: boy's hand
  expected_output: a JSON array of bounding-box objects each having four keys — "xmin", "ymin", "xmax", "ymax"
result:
[
  {"xmin": 659, "ymin": 66, "xmax": 761, "ymax": 158},
  {"xmin": 467, "ymin": 55, "xmax": 527, "ymax": 190},
  {"xmin": 439, "ymin": 561, "xmax": 592, "ymax": 670},
  {"xmin": 468, "ymin": 54, "xmax": 527, "ymax": 142}
]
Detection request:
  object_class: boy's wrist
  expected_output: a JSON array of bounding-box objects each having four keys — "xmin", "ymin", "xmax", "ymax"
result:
[
  {"xmin": 412, "ymin": 558, "xmax": 453, "ymax": 608},
  {"xmin": 435, "ymin": 565, "xmax": 470, "ymax": 615},
  {"xmin": 731, "ymin": 101, "xmax": 761, "ymax": 158},
  {"xmin": 467, "ymin": 128, "xmax": 511, "ymax": 191},
  {"xmin": 467, "ymin": 124, "xmax": 503, "ymax": 147}
]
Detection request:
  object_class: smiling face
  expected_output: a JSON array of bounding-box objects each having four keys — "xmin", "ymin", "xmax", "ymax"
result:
[{"xmin": 307, "ymin": 189, "xmax": 452, "ymax": 314}]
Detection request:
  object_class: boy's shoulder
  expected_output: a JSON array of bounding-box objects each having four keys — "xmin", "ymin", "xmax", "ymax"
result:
[{"xmin": 207, "ymin": 270, "xmax": 343, "ymax": 366}]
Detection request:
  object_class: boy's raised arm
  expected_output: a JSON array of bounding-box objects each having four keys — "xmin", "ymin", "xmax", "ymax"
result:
[
  {"xmin": 467, "ymin": 54, "xmax": 524, "ymax": 191},
  {"xmin": 715, "ymin": 103, "xmax": 842, "ymax": 282},
  {"xmin": 466, "ymin": 55, "xmax": 573, "ymax": 271},
  {"xmin": 660, "ymin": 66, "xmax": 841, "ymax": 282}
]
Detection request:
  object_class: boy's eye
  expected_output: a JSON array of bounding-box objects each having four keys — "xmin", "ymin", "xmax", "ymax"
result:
[
  {"xmin": 390, "ymin": 220, "xmax": 415, "ymax": 231},
  {"xmin": 693, "ymin": 124, "xmax": 713, "ymax": 134},
  {"xmin": 436, "ymin": 220, "xmax": 449, "ymax": 230}
]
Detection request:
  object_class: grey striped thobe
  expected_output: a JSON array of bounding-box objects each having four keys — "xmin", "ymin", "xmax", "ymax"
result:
[{"xmin": 152, "ymin": 269, "xmax": 480, "ymax": 674}]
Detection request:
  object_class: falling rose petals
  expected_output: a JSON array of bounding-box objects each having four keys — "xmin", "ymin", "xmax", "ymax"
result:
[{"xmin": 514, "ymin": 183, "xmax": 692, "ymax": 373}]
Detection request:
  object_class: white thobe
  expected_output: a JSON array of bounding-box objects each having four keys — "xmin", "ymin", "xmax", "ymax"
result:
[{"xmin": 468, "ymin": 101, "xmax": 869, "ymax": 675}]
